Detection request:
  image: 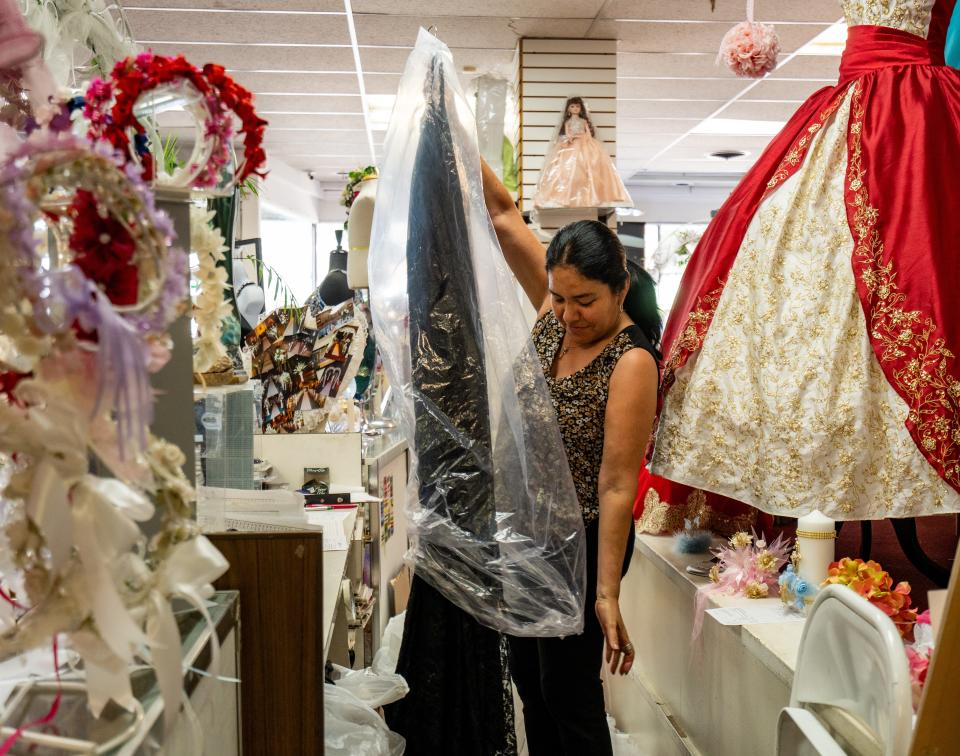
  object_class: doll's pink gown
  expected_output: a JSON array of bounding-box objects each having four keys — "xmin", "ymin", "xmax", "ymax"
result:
[{"xmin": 533, "ymin": 115, "xmax": 632, "ymax": 209}]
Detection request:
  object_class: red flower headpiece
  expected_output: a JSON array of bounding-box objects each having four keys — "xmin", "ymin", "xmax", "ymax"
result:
[{"xmin": 85, "ymin": 53, "xmax": 267, "ymax": 188}]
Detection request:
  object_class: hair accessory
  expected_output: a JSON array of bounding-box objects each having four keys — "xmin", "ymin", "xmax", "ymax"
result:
[
  {"xmin": 0, "ymin": 130, "xmax": 187, "ymax": 450},
  {"xmin": 85, "ymin": 53, "xmax": 267, "ymax": 189},
  {"xmin": 718, "ymin": 0, "xmax": 780, "ymax": 78},
  {"xmin": 0, "ymin": 126, "xmax": 227, "ymax": 743}
]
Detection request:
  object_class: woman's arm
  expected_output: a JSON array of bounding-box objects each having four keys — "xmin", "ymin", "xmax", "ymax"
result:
[
  {"xmin": 480, "ymin": 159, "xmax": 548, "ymax": 310},
  {"xmin": 595, "ymin": 348, "xmax": 658, "ymax": 675}
]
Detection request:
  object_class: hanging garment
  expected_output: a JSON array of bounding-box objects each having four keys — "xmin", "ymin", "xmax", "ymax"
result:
[
  {"xmin": 644, "ymin": 0, "xmax": 960, "ymax": 521},
  {"xmin": 533, "ymin": 109, "xmax": 633, "ymax": 210},
  {"xmin": 370, "ymin": 28, "xmax": 589, "ymax": 753}
]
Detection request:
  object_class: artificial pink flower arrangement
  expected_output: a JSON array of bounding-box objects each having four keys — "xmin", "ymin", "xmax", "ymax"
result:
[{"xmin": 708, "ymin": 530, "xmax": 791, "ymax": 599}]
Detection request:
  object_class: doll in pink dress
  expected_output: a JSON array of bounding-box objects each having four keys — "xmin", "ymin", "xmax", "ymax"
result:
[{"xmin": 533, "ymin": 96, "xmax": 633, "ymax": 210}]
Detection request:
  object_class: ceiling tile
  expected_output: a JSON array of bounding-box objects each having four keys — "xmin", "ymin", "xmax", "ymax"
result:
[
  {"xmin": 619, "ymin": 78, "xmax": 746, "ymax": 100},
  {"xmin": 253, "ymin": 94, "xmax": 362, "ymax": 113},
  {"xmin": 607, "ymin": 21, "xmax": 830, "ymax": 53},
  {"xmin": 229, "ymin": 71, "xmax": 361, "ymax": 94},
  {"xmin": 125, "ymin": 1, "xmax": 345, "ymax": 9},
  {"xmin": 353, "ymin": 15, "xmax": 591, "ymax": 49},
  {"xmin": 619, "ymin": 100, "xmax": 721, "ymax": 119},
  {"xmin": 359, "ymin": 45, "xmax": 515, "ymax": 75},
  {"xmin": 618, "ymin": 52, "xmax": 728, "ymax": 78},
  {"xmin": 743, "ymin": 78, "xmax": 833, "ymax": 100},
  {"xmin": 772, "ymin": 55, "xmax": 842, "ymax": 80},
  {"xmin": 600, "ymin": 0, "xmax": 842, "ymax": 23},
  {"xmin": 352, "ymin": 1, "xmax": 605, "ymax": 17},
  {"xmin": 618, "ymin": 118, "xmax": 702, "ymax": 134},
  {"xmin": 144, "ymin": 42, "xmax": 356, "ymax": 71},
  {"xmin": 125, "ymin": 8, "xmax": 351, "ymax": 45},
  {"xmin": 720, "ymin": 100, "xmax": 803, "ymax": 120}
]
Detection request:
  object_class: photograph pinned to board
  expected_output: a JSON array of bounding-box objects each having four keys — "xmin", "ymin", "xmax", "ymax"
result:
[{"xmin": 247, "ymin": 300, "xmax": 367, "ymax": 433}]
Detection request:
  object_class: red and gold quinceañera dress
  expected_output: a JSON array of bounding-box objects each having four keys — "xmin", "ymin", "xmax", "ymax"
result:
[{"xmin": 637, "ymin": 0, "xmax": 960, "ymax": 531}]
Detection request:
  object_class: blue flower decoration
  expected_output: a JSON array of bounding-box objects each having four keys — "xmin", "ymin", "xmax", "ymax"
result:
[{"xmin": 794, "ymin": 579, "xmax": 811, "ymax": 597}]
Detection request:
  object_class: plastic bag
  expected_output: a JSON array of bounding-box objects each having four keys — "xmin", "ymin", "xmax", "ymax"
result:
[
  {"xmin": 328, "ymin": 663, "xmax": 409, "ymax": 709},
  {"xmin": 372, "ymin": 611, "xmax": 405, "ymax": 676},
  {"xmin": 368, "ymin": 28, "xmax": 587, "ymax": 637},
  {"xmin": 325, "ymin": 684, "xmax": 405, "ymax": 756}
]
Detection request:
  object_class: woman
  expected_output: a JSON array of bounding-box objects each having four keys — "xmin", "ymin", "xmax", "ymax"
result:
[{"xmin": 482, "ymin": 160, "xmax": 659, "ymax": 755}]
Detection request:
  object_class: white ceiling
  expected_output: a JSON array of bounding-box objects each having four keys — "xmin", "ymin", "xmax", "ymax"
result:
[{"xmin": 121, "ymin": 0, "xmax": 846, "ymax": 207}]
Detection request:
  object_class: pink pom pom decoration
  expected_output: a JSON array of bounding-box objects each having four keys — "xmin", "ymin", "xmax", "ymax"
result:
[{"xmin": 718, "ymin": 18, "xmax": 780, "ymax": 78}]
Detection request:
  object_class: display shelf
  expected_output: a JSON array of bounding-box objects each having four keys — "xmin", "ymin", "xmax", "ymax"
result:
[{"xmin": 606, "ymin": 533, "xmax": 804, "ymax": 756}]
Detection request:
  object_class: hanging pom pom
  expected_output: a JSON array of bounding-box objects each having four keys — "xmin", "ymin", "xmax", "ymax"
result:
[{"xmin": 718, "ymin": 20, "xmax": 780, "ymax": 78}]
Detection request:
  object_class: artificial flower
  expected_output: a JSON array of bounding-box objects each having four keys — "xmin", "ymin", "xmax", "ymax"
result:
[
  {"xmin": 710, "ymin": 530, "xmax": 790, "ymax": 598},
  {"xmin": 86, "ymin": 54, "xmax": 267, "ymax": 188},
  {"xmin": 755, "ymin": 549, "xmax": 778, "ymax": 573},
  {"xmin": 823, "ymin": 557, "xmax": 918, "ymax": 639},
  {"xmin": 718, "ymin": 20, "xmax": 780, "ymax": 78},
  {"xmin": 745, "ymin": 581, "xmax": 769, "ymax": 599},
  {"xmin": 905, "ymin": 645, "xmax": 930, "ymax": 709}
]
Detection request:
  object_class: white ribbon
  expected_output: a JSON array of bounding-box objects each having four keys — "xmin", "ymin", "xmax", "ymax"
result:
[
  {"xmin": 26, "ymin": 458, "xmax": 72, "ymax": 573},
  {"xmin": 68, "ymin": 629, "xmax": 136, "ymax": 718},
  {"xmin": 71, "ymin": 476, "xmax": 152, "ymax": 663},
  {"xmin": 145, "ymin": 536, "xmax": 229, "ymax": 734}
]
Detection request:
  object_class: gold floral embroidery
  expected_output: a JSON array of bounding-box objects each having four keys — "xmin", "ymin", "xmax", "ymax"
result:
[
  {"xmin": 635, "ymin": 487, "xmax": 758, "ymax": 538},
  {"xmin": 765, "ymin": 89, "xmax": 850, "ymax": 195},
  {"xmin": 845, "ymin": 80, "xmax": 960, "ymax": 492},
  {"xmin": 651, "ymin": 86, "xmax": 957, "ymax": 519},
  {"xmin": 841, "ymin": 0, "xmax": 932, "ymax": 37},
  {"xmin": 660, "ymin": 282, "xmax": 726, "ymax": 396}
]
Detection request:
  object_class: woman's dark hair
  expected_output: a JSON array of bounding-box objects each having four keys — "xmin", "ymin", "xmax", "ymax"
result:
[
  {"xmin": 546, "ymin": 220, "xmax": 662, "ymax": 353},
  {"xmin": 559, "ymin": 96, "xmax": 596, "ymax": 138}
]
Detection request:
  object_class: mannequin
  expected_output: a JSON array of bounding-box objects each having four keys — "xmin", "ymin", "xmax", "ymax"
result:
[{"xmin": 347, "ymin": 177, "xmax": 376, "ymax": 289}]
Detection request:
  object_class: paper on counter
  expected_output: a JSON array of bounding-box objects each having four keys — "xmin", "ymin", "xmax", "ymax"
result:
[
  {"xmin": 707, "ymin": 605, "xmax": 806, "ymax": 626},
  {"xmin": 304, "ymin": 508, "xmax": 354, "ymax": 551}
]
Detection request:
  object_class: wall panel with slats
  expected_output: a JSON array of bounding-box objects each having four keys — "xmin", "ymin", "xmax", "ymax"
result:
[{"xmin": 519, "ymin": 38, "xmax": 620, "ymax": 212}]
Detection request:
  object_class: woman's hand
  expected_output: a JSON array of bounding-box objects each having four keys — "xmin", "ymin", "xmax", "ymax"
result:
[{"xmin": 595, "ymin": 596, "xmax": 635, "ymax": 676}]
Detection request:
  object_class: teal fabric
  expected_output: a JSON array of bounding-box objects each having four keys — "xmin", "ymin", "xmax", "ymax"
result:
[{"xmin": 947, "ymin": 1, "xmax": 960, "ymax": 68}]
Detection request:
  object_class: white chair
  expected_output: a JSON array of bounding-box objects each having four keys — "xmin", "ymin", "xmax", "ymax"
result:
[{"xmin": 776, "ymin": 584, "xmax": 913, "ymax": 756}]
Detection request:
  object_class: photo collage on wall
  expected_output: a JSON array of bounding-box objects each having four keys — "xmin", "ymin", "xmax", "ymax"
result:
[{"xmin": 247, "ymin": 300, "xmax": 367, "ymax": 433}]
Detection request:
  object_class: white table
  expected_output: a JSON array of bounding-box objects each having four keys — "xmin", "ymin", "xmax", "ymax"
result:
[{"xmin": 606, "ymin": 534, "xmax": 806, "ymax": 756}]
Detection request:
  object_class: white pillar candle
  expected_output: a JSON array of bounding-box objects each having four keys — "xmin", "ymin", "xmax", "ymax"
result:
[{"xmin": 796, "ymin": 509, "xmax": 836, "ymax": 587}]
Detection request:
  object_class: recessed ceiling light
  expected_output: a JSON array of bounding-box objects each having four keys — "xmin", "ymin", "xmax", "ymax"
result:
[
  {"xmin": 463, "ymin": 65, "xmax": 477, "ymax": 73},
  {"xmin": 709, "ymin": 150, "xmax": 748, "ymax": 160}
]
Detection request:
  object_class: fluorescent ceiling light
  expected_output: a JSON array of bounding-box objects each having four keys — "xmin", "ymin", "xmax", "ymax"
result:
[
  {"xmin": 796, "ymin": 21, "xmax": 848, "ymax": 56},
  {"xmin": 365, "ymin": 94, "xmax": 396, "ymax": 130},
  {"xmin": 691, "ymin": 118, "xmax": 786, "ymax": 136},
  {"xmin": 343, "ymin": 0, "xmax": 377, "ymax": 165}
]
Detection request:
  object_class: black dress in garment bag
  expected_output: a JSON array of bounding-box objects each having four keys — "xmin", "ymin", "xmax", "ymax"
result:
[{"xmin": 382, "ymin": 56, "xmax": 516, "ymax": 755}]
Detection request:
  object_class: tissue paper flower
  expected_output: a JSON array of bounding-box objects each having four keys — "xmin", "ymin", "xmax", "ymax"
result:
[{"xmin": 718, "ymin": 21, "xmax": 780, "ymax": 78}]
